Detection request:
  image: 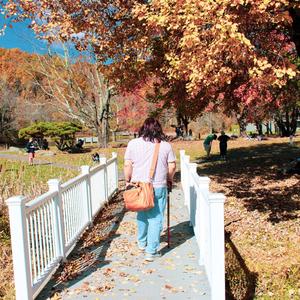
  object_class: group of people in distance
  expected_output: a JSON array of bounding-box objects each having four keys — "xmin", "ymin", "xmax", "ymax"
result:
[{"xmin": 203, "ymin": 131, "xmax": 230, "ymax": 160}]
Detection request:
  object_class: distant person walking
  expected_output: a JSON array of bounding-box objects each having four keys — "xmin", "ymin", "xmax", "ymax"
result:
[
  {"xmin": 203, "ymin": 133, "xmax": 217, "ymax": 158},
  {"xmin": 218, "ymin": 131, "xmax": 230, "ymax": 160},
  {"xmin": 124, "ymin": 118, "xmax": 176, "ymax": 261},
  {"xmin": 26, "ymin": 138, "xmax": 38, "ymax": 165}
]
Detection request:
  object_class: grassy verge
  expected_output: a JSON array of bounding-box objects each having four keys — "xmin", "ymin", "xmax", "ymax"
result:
[{"xmin": 29, "ymin": 147, "xmax": 127, "ymax": 171}]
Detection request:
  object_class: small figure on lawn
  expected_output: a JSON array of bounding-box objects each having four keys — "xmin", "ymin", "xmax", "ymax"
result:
[
  {"xmin": 92, "ymin": 152, "xmax": 100, "ymax": 163},
  {"xmin": 203, "ymin": 133, "xmax": 217, "ymax": 158},
  {"xmin": 218, "ymin": 131, "xmax": 230, "ymax": 160},
  {"xmin": 76, "ymin": 139, "xmax": 84, "ymax": 149},
  {"xmin": 26, "ymin": 138, "xmax": 38, "ymax": 165},
  {"xmin": 42, "ymin": 138, "xmax": 49, "ymax": 150},
  {"xmin": 175, "ymin": 126, "xmax": 183, "ymax": 138}
]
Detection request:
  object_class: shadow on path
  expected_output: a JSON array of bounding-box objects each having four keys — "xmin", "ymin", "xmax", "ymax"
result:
[{"xmin": 160, "ymin": 221, "xmax": 194, "ymax": 255}]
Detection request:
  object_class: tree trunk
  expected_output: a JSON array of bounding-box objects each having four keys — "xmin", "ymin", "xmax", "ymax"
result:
[
  {"xmin": 101, "ymin": 118, "xmax": 109, "ymax": 148},
  {"xmin": 255, "ymin": 122, "xmax": 263, "ymax": 135},
  {"xmin": 96, "ymin": 125, "xmax": 103, "ymax": 148},
  {"xmin": 182, "ymin": 118, "xmax": 189, "ymax": 136},
  {"xmin": 237, "ymin": 117, "xmax": 247, "ymax": 135},
  {"xmin": 112, "ymin": 131, "xmax": 116, "ymax": 142},
  {"xmin": 264, "ymin": 122, "xmax": 273, "ymax": 135},
  {"xmin": 290, "ymin": 107, "xmax": 298, "ymax": 135},
  {"xmin": 275, "ymin": 107, "xmax": 299, "ymax": 137}
]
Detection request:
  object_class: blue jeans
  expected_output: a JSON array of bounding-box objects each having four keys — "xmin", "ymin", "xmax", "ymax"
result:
[{"xmin": 137, "ymin": 187, "xmax": 167, "ymax": 254}]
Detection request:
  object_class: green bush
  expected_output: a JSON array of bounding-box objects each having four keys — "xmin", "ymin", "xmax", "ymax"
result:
[{"xmin": 19, "ymin": 121, "xmax": 82, "ymax": 151}]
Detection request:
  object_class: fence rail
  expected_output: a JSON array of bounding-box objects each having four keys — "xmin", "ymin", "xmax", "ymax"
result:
[
  {"xmin": 6, "ymin": 153, "xmax": 118, "ymax": 300},
  {"xmin": 180, "ymin": 150, "xmax": 225, "ymax": 300}
]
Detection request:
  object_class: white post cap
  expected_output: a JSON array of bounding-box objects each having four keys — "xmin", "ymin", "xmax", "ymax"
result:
[
  {"xmin": 209, "ymin": 192, "xmax": 225, "ymax": 203},
  {"xmin": 81, "ymin": 165, "xmax": 90, "ymax": 174},
  {"xmin": 6, "ymin": 195, "xmax": 27, "ymax": 207}
]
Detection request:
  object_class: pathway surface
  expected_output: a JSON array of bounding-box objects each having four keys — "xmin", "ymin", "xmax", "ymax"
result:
[{"xmin": 38, "ymin": 189, "xmax": 210, "ymax": 300}]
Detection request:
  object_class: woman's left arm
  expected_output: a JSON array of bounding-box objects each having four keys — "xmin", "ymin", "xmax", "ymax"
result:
[{"xmin": 124, "ymin": 160, "xmax": 133, "ymax": 187}]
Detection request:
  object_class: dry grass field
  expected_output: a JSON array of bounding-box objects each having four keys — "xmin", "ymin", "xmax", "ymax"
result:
[{"xmin": 0, "ymin": 160, "xmax": 78, "ymax": 299}]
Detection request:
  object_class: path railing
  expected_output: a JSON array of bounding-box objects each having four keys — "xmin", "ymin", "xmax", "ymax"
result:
[
  {"xmin": 6, "ymin": 153, "xmax": 118, "ymax": 300},
  {"xmin": 180, "ymin": 150, "xmax": 225, "ymax": 300}
]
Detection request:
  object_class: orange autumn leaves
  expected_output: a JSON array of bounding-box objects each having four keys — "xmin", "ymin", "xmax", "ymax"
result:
[
  {"xmin": 2, "ymin": 0, "xmax": 299, "ymax": 110},
  {"xmin": 133, "ymin": 0, "xmax": 298, "ymax": 96}
]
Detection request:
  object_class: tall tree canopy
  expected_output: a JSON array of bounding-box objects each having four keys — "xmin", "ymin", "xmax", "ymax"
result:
[{"xmin": 2, "ymin": 0, "xmax": 299, "ymax": 118}]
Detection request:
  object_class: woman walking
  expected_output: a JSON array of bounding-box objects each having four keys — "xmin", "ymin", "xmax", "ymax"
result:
[
  {"xmin": 26, "ymin": 138, "xmax": 37, "ymax": 165},
  {"xmin": 124, "ymin": 118, "xmax": 176, "ymax": 261}
]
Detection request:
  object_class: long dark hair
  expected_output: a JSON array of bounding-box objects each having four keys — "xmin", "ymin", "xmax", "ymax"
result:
[{"xmin": 138, "ymin": 118, "xmax": 166, "ymax": 142}]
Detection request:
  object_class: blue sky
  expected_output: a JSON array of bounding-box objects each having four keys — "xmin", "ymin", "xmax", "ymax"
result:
[
  {"xmin": 0, "ymin": 16, "xmax": 82, "ymax": 57},
  {"xmin": 0, "ymin": 16, "xmax": 50, "ymax": 54}
]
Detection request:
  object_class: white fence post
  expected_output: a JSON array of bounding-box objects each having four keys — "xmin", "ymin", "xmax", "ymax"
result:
[
  {"xmin": 183, "ymin": 155, "xmax": 190, "ymax": 207},
  {"xmin": 209, "ymin": 192, "xmax": 225, "ymax": 300},
  {"xmin": 179, "ymin": 150, "xmax": 185, "ymax": 184},
  {"xmin": 48, "ymin": 179, "xmax": 66, "ymax": 260},
  {"xmin": 197, "ymin": 176, "xmax": 210, "ymax": 266},
  {"xmin": 180, "ymin": 150, "xmax": 225, "ymax": 299},
  {"xmin": 112, "ymin": 152, "xmax": 118, "ymax": 189},
  {"xmin": 100, "ymin": 157, "xmax": 108, "ymax": 202},
  {"xmin": 188, "ymin": 163, "xmax": 197, "ymax": 226},
  {"xmin": 179, "ymin": 150, "xmax": 186, "ymax": 202},
  {"xmin": 6, "ymin": 196, "xmax": 33, "ymax": 300},
  {"xmin": 81, "ymin": 165, "xmax": 92, "ymax": 224}
]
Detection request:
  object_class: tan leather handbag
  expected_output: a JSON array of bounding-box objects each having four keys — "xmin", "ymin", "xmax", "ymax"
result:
[{"xmin": 123, "ymin": 143, "xmax": 160, "ymax": 211}]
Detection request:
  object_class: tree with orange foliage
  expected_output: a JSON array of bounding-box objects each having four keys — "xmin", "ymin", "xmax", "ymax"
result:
[{"xmin": 2, "ymin": 0, "xmax": 299, "ymax": 125}]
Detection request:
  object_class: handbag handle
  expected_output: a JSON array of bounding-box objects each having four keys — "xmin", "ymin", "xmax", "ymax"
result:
[{"xmin": 149, "ymin": 143, "xmax": 160, "ymax": 180}]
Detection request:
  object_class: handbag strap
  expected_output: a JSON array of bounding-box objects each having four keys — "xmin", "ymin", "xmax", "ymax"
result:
[{"xmin": 149, "ymin": 142, "xmax": 160, "ymax": 180}]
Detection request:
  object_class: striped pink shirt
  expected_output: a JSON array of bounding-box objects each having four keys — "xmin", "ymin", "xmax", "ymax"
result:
[{"xmin": 124, "ymin": 137, "xmax": 176, "ymax": 188}]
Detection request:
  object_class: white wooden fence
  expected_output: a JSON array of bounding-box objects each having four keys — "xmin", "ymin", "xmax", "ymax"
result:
[
  {"xmin": 180, "ymin": 150, "xmax": 225, "ymax": 300},
  {"xmin": 6, "ymin": 153, "xmax": 118, "ymax": 300}
]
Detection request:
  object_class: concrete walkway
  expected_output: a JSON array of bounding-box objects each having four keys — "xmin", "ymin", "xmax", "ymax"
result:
[{"xmin": 38, "ymin": 189, "xmax": 210, "ymax": 300}]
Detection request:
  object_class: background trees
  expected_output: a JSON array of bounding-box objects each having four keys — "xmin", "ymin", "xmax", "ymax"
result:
[
  {"xmin": 0, "ymin": 79, "xmax": 18, "ymax": 143},
  {"xmin": 1, "ymin": 0, "xmax": 300, "ymax": 137},
  {"xmin": 31, "ymin": 48, "xmax": 117, "ymax": 147}
]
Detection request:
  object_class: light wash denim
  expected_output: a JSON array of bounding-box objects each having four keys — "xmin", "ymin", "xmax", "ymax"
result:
[{"xmin": 137, "ymin": 187, "xmax": 167, "ymax": 254}]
